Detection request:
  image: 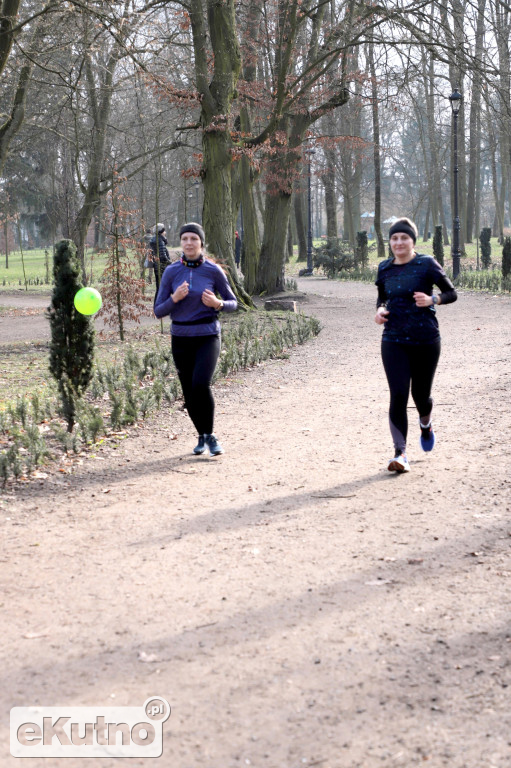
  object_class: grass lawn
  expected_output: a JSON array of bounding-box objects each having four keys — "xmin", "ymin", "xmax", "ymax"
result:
[
  {"xmin": 0, "ymin": 247, "xmax": 149, "ymax": 291},
  {"xmin": 286, "ymin": 236, "xmax": 505, "ymax": 275},
  {"xmin": 1, "ymin": 236, "xmax": 505, "ymax": 292},
  {"xmin": 0, "ymin": 328, "xmax": 162, "ymax": 411}
]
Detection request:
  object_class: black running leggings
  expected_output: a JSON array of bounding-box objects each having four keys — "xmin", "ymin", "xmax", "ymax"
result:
[
  {"xmin": 171, "ymin": 334, "xmax": 221, "ymax": 436},
  {"xmin": 381, "ymin": 340, "xmax": 441, "ymax": 453}
]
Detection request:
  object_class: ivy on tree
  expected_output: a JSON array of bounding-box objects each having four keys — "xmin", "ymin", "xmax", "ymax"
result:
[{"xmin": 47, "ymin": 239, "xmax": 95, "ymax": 432}]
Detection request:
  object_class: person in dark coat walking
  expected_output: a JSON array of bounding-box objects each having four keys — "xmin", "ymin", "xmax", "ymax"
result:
[{"xmin": 149, "ymin": 223, "xmax": 172, "ymax": 296}]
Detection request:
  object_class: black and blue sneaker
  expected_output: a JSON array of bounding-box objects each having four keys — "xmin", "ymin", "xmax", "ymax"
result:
[
  {"xmin": 420, "ymin": 419, "xmax": 435, "ymax": 452},
  {"xmin": 204, "ymin": 433, "xmax": 224, "ymax": 456},
  {"xmin": 193, "ymin": 435, "xmax": 206, "ymax": 455}
]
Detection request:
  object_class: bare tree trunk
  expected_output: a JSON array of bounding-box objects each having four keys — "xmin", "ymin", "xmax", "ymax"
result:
[
  {"xmin": 367, "ymin": 42, "xmax": 385, "ymax": 259},
  {"xmin": 256, "ymin": 188, "xmax": 293, "ymax": 293},
  {"xmin": 4, "ymin": 217, "xmax": 9, "ymax": 268},
  {"xmin": 423, "ymin": 205, "xmax": 430, "ymax": 241},
  {"xmin": 486, "ymin": 96, "xmax": 504, "ymax": 239},
  {"xmin": 0, "ymin": 3, "xmax": 51, "ymax": 174},
  {"xmin": 70, "ymin": 16, "xmax": 126, "ymax": 280},
  {"xmin": 474, "ymin": 108, "xmax": 482, "ymax": 247},
  {"xmin": 294, "ymin": 175, "xmax": 308, "ymax": 261},
  {"xmin": 238, "ymin": 150, "xmax": 260, "ymax": 294},
  {"xmin": 237, "ymin": 0, "xmax": 262, "ymax": 295},
  {"xmin": 322, "ymin": 3, "xmax": 338, "ymax": 241},
  {"xmin": 421, "ymin": 49, "xmax": 440, "ymax": 232},
  {"xmin": 440, "ymin": 0, "xmax": 467, "ymax": 252},
  {"xmin": 323, "ymin": 155, "xmax": 337, "ymax": 240},
  {"xmin": 350, "ymin": 94, "xmax": 363, "ymax": 247},
  {"xmin": 61, "ymin": 132, "xmax": 75, "ymax": 241},
  {"xmin": 287, "ymin": 218, "xmax": 293, "ymax": 262},
  {"xmin": 255, "ymin": 112, "xmax": 301, "ymax": 293},
  {"xmin": 338, "ymin": 51, "xmax": 362, "ymax": 249},
  {"xmin": 189, "ymin": 0, "xmax": 252, "ymax": 305},
  {"xmin": 466, "ymin": 0, "xmax": 486, "ymax": 241},
  {"xmin": 0, "ymin": 1, "xmax": 22, "ymax": 77}
]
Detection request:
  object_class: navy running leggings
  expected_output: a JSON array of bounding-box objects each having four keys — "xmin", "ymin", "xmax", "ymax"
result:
[
  {"xmin": 171, "ymin": 334, "xmax": 220, "ymax": 435},
  {"xmin": 381, "ymin": 340, "xmax": 441, "ymax": 452}
]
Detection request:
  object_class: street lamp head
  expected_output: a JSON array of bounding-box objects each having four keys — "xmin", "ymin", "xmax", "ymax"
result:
[{"xmin": 449, "ymin": 88, "xmax": 462, "ymax": 114}]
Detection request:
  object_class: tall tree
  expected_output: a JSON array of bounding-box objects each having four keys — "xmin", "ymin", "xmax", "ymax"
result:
[
  {"xmin": 188, "ymin": 0, "xmax": 245, "ymax": 295},
  {"xmin": 466, "ymin": 0, "xmax": 486, "ymax": 241},
  {"xmin": 0, "ymin": 0, "xmax": 56, "ymax": 174},
  {"xmin": 367, "ymin": 41, "xmax": 384, "ymax": 259}
]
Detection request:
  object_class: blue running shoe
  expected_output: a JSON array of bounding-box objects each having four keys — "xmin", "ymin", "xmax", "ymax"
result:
[
  {"xmin": 204, "ymin": 433, "xmax": 224, "ymax": 456},
  {"xmin": 193, "ymin": 435, "xmax": 206, "ymax": 455},
  {"xmin": 420, "ymin": 420, "xmax": 435, "ymax": 452}
]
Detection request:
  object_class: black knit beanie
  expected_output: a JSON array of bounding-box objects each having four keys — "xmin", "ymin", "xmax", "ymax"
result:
[
  {"xmin": 388, "ymin": 221, "xmax": 416, "ymax": 243},
  {"xmin": 179, "ymin": 222, "xmax": 205, "ymax": 245}
]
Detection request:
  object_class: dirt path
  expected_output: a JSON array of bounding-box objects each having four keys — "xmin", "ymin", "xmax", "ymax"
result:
[{"xmin": 2, "ymin": 279, "xmax": 511, "ymax": 768}]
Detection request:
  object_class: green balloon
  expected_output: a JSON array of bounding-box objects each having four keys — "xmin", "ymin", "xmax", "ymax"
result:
[{"xmin": 74, "ymin": 287, "xmax": 102, "ymax": 315}]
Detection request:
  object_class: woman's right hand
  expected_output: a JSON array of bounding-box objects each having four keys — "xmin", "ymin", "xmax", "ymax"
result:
[
  {"xmin": 375, "ymin": 306, "xmax": 389, "ymax": 324},
  {"xmin": 172, "ymin": 280, "xmax": 189, "ymax": 303}
]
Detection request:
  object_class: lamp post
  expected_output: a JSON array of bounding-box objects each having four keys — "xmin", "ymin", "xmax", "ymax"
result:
[
  {"xmin": 305, "ymin": 147, "xmax": 316, "ymax": 274},
  {"xmin": 449, "ymin": 88, "xmax": 462, "ymax": 279},
  {"xmin": 194, "ymin": 179, "xmax": 200, "ymax": 222}
]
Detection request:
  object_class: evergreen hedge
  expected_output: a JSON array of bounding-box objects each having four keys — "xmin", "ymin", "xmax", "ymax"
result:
[
  {"xmin": 47, "ymin": 240, "xmax": 95, "ymax": 432},
  {"xmin": 502, "ymin": 237, "xmax": 511, "ymax": 280},
  {"xmin": 480, "ymin": 228, "xmax": 492, "ymax": 269}
]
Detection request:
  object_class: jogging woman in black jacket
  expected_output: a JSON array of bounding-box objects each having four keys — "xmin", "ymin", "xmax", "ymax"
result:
[{"xmin": 375, "ymin": 217, "xmax": 457, "ymax": 473}]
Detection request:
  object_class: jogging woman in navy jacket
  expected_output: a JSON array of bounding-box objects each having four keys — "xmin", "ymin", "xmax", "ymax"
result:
[{"xmin": 154, "ymin": 222, "xmax": 237, "ymax": 456}]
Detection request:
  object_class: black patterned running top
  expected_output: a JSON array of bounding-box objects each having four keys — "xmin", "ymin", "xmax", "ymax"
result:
[{"xmin": 375, "ymin": 254, "xmax": 457, "ymax": 345}]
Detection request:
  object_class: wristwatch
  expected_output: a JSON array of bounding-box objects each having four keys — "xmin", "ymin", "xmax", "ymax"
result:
[
  {"xmin": 431, "ymin": 295, "xmax": 438, "ymax": 305},
  {"xmin": 217, "ymin": 300, "xmax": 224, "ymax": 311}
]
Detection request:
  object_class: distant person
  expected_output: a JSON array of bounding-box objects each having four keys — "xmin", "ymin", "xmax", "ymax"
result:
[
  {"xmin": 374, "ymin": 217, "xmax": 457, "ymax": 473},
  {"xmin": 154, "ymin": 222, "xmax": 237, "ymax": 456},
  {"xmin": 149, "ymin": 223, "xmax": 172, "ymax": 297},
  {"xmin": 234, "ymin": 230, "xmax": 241, "ymax": 268}
]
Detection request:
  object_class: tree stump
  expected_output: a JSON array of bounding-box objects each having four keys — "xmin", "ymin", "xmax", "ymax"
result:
[{"xmin": 264, "ymin": 299, "xmax": 297, "ymax": 312}]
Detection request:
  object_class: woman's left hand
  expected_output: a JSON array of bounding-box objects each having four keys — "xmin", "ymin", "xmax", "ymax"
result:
[
  {"xmin": 202, "ymin": 288, "xmax": 222, "ymax": 310},
  {"xmin": 413, "ymin": 291, "xmax": 433, "ymax": 307}
]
